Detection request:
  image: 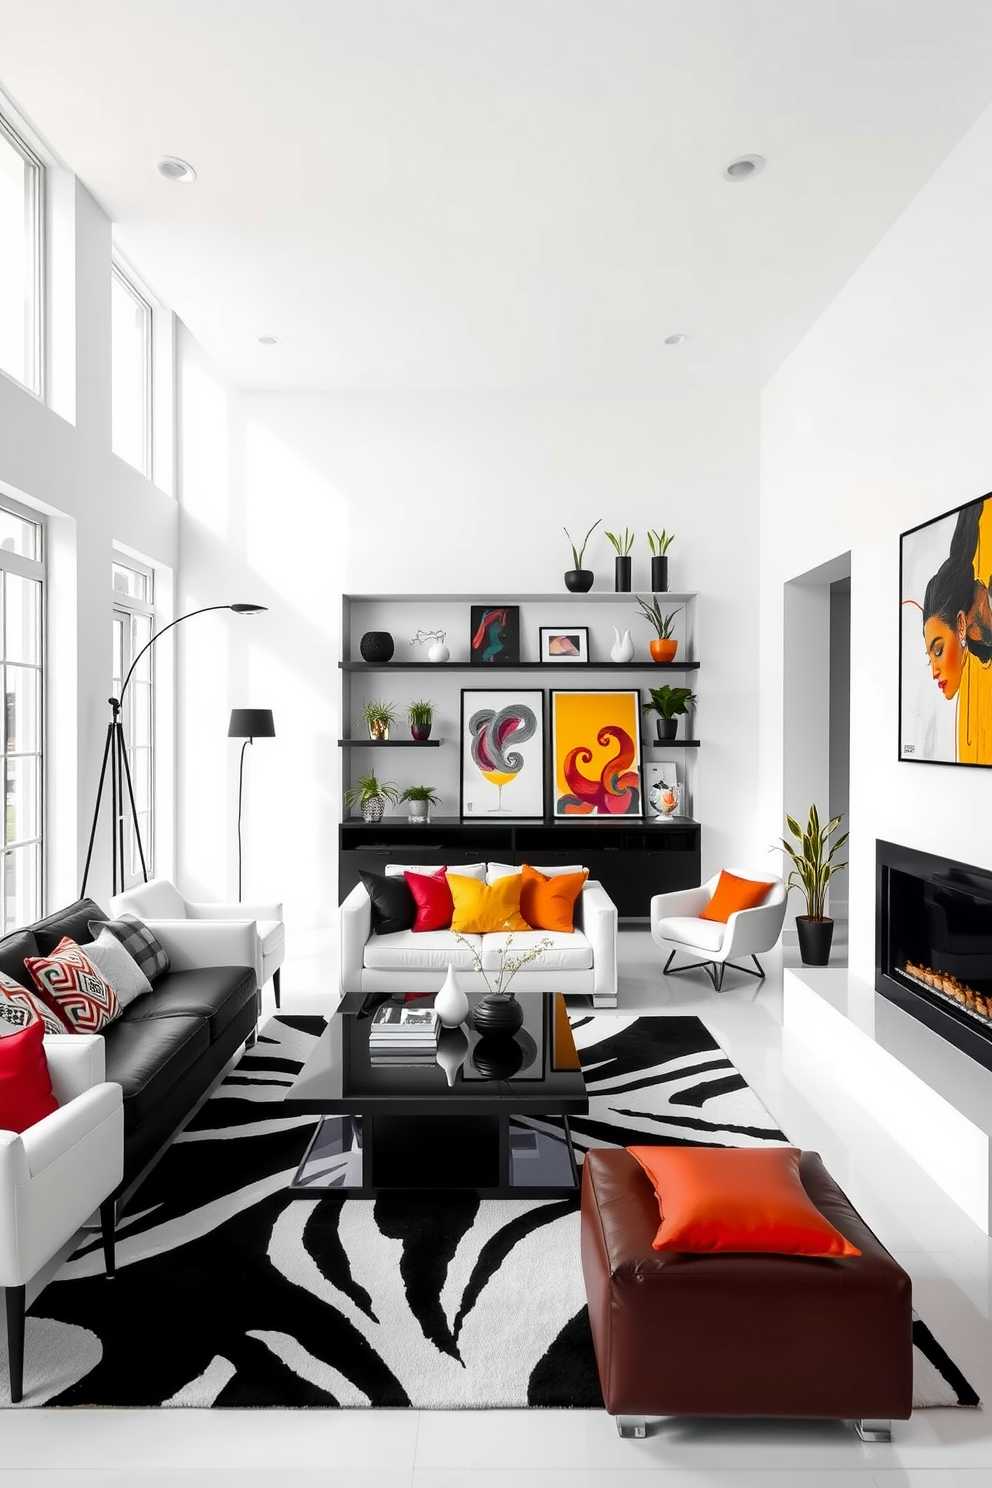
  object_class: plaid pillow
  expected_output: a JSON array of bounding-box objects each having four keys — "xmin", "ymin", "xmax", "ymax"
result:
[
  {"xmin": 87, "ymin": 913, "xmax": 170, "ymax": 982},
  {"xmin": 25, "ymin": 937, "xmax": 121, "ymax": 1034},
  {"xmin": 0, "ymin": 969, "xmax": 72, "ymax": 1036}
]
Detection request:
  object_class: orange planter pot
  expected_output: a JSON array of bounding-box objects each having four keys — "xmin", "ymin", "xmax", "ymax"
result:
[{"xmin": 650, "ymin": 638, "xmax": 678, "ymax": 663}]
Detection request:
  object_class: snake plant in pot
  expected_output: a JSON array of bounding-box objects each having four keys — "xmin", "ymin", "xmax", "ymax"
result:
[
  {"xmin": 563, "ymin": 519, "xmax": 601, "ymax": 593},
  {"xmin": 779, "ymin": 804, "xmax": 848, "ymax": 965}
]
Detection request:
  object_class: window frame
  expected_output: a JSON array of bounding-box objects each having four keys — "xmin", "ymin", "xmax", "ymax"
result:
[
  {"xmin": 0, "ymin": 107, "xmax": 45, "ymax": 399},
  {"xmin": 0, "ymin": 493, "xmax": 45, "ymax": 931},
  {"xmin": 110, "ymin": 258, "xmax": 154, "ymax": 479},
  {"xmin": 112, "ymin": 556, "xmax": 156, "ymax": 885}
]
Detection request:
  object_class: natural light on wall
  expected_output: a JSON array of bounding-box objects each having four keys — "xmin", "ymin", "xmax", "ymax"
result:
[
  {"xmin": 0, "ymin": 114, "xmax": 42, "ymax": 394},
  {"xmin": 111, "ymin": 264, "xmax": 152, "ymax": 476}
]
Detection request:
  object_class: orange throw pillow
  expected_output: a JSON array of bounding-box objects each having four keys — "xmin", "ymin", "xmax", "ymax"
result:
[
  {"xmin": 448, "ymin": 874, "xmax": 530, "ymax": 934},
  {"xmin": 698, "ymin": 870, "xmax": 773, "ymax": 923},
  {"xmin": 519, "ymin": 864, "xmax": 588, "ymax": 932},
  {"xmin": 626, "ymin": 1145, "xmax": 861, "ymax": 1257}
]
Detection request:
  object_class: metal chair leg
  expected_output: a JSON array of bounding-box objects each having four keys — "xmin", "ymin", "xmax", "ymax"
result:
[
  {"xmin": 100, "ymin": 1198, "xmax": 117, "ymax": 1278},
  {"xmin": 5, "ymin": 1284, "xmax": 25, "ymax": 1404},
  {"xmin": 616, "ymin": 1415, "xmax": 646, "ymax": 1439},
  {"xmin": 711, "ymin": 962, "xmax": 725, "ymax": 992},
  {"xmin": 855, "ymin": 1419, "xmax": 891, "ymax": 1442},
  {"xmin": 663, "ymin": 950, "xmax": 677, "ymax": 974},
  {"xmin": 752, "ymin": 954, "xmax": 765, "ymax": 978},
  {"xmin": 273, "ymin": 967, "xmax": 281, "ymax": 1009}
]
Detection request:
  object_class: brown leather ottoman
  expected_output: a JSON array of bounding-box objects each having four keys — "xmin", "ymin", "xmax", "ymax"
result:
[{"xmin": 581, "ymin": 1148, "xmax": 913, "ymax": 1439}]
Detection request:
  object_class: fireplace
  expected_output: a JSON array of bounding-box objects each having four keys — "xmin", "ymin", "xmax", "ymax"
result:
[{"xmin": 876, "ymin": 840, "xmax": 992, "ymax": 1072}]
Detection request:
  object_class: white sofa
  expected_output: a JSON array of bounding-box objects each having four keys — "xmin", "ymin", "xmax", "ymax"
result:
[{"xmin": 340, "ymin": 861, "xmax": 618, "ymax": 1008}]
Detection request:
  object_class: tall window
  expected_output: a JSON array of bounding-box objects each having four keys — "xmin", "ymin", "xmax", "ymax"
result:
[
  {"xmin": 111, "ymin": 264, "xmax": 152, "ymax": 477},
  {"xmin": 0, "ymin": 504, "xmax": 43, "ymax": 930},
  {"xmin": 0, "ymin": 112, "xmax": 43, "ymax": 395},
  {"xmin": 112, "ymin": 560, "xmax": 154, "ymax": 882}
]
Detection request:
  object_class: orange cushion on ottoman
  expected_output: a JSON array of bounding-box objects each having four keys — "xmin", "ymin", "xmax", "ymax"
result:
[
  {"xmin": 698, "ymin": 870, "xmax": 773, "ymax": 923},
  {"xmin": 626, "ymin": 1144, "xmax": 861, "ymax": 1257}
]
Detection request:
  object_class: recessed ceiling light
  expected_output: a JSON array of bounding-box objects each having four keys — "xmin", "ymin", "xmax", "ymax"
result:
[
  {"xmin": 664, "ymin": 333, "xmax": 688, "ymax": 346},
  {"xmin": 257, "ymin": 335, "xmax": 281, "ymax": 346},
  {"xmin": 723, "ymin": 154, "xmax": 765, "ymax": 182},
  {"xmin": 156, "ymin": 155, "xmax": 197, "ymax": 183}
]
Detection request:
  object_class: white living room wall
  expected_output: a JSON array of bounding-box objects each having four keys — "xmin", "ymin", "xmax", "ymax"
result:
[
  {"xmin": 175, "ymin": 359, "xmax": 761, "ymax": 965},
  {"xmin": 760, "ymin": 100, "xmax": 992, "ymax": 981},
  {"xmin": 0, "ymin": 171, "xmax": 178, "ymax": 911}
]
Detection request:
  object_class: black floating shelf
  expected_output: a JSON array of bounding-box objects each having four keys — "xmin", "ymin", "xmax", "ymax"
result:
[
  {"xmin": 338, "ymin": 738, "xmax": 444, "ymax": 748},
  {"xmin": 646, "ymin": 739, "xmax": 700, "ymax": 748},
  {"xmin": 340, "ymin": 660, "xmax": 699, "ymax": 671}
]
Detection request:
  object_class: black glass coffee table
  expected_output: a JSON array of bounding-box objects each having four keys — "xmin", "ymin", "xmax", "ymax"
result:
[{"xmin": 285, "ymin": 992, "xmax": 588, "ymax": 1199}]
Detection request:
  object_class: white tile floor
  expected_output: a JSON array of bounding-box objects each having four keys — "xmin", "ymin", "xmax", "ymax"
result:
[{"xmin": 2, "ymin": 929, "xmax": 991, "ymax": 1487}]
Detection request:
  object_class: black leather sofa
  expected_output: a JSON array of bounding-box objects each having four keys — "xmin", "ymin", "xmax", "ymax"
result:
[{"xmin": 0, "ymin": 897, "xmax": 258, "ymax": 1211}]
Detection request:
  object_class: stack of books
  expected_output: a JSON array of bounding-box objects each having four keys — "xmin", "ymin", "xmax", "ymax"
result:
[{"xmin": 368, "ymin": 1004, "xmax": 440, "ymax": 1066}]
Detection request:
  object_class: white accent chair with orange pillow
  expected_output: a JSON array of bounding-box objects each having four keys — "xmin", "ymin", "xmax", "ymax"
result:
[{"xmin": 650, "ymin": 870, "xmax": 788, "ymax": 992}]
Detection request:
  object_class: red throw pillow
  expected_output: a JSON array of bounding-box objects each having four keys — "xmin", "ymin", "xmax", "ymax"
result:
[
  {"xmin": 698, "ymin": 870, "xmax": 774, "ymax": 924},
  {"xmin": 626, "ymin": 1145, "xmax": 861, "ymax": 1257},
  {"xmin": 404, "ymin": 867, "xmax": 454, "ymax": 933},
  {"xmin": 0, "ymin": 1018, "xmax": 58, "ymax": 1132},
  {"xmin": 24, "ymin": 936, "xmax": 121, "ymax": 1033},
  {"xmin": 519, "ymin": 864, "xmax": 589, "ymax": 932}
]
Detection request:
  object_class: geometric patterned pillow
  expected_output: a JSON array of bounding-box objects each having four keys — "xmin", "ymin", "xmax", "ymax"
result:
[
  {"xmin": 87, "ymin": 913, "xmax": 170, "ymax": 982},
  {"xmin": 24, "ymin": 937, "xmax": 121, "ymax": 1033},
  {"xmin": 0, "ymin": 968, "xmax": 72, "ymax": 1035}
]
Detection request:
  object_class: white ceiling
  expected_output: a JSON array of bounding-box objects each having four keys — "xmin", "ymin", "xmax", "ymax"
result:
[{"xmin": 2, "ymin": 0, "xmax": 992, "ymax": 393}]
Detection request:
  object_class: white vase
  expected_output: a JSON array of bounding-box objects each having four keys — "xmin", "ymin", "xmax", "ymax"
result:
[
  {"xmin": 434, "ymin": 964, "xmax": 470, "ymax": 1028},
  {"xmin": 428, "ymin": 641, "xmax": 450, "ymax": 663},
  {"xmin": 611, "ymin": 626, "xmax": 635, "ymax": 663},
  {"xmin": 435, "ymin": 1025, "xmax": 469, "ymax": 1087}
]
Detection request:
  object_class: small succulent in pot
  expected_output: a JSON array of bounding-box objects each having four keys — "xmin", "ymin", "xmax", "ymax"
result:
[
  {"xmin": 407, "ymin": 699, "xmax": 434, "ymax": 741},
  {"xmin": 360, "ymin": 697, "xmax": 398, "ymax": 741},
  {"xmin": 647, "ymin": 529, "xmax": 674, "ymax": 591},
  {"xmin": 400, "ymin": 784, "xmax": 441, "ymax": 823},
  {"xmin": 642, "ymin": 684, "xmax": 696, "ymax": 741},
  {"xmin": 343, "ymin": 772, "xmax": 400, "ymax": 823}
]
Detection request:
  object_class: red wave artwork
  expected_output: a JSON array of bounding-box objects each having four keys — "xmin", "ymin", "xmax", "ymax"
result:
[{"xmin": 557, "ymin": 725, "xmax": 639, "ymax": 815}]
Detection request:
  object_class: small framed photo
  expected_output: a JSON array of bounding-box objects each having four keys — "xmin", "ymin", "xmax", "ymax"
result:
[
  {"xmin": 470, "ymin": 604, "xmax": 520, "ymax": 666},
  {"xmin": 539, "ymin": 626, "xmax": 589, "ymax": 664}
]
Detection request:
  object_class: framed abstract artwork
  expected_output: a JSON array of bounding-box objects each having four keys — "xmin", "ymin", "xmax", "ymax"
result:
[
  {"xmin": 470, "ymin": 605, "xmax": 520, "ymax": 666},
  {"xmin": 539, "ymin": 626, "xmax": 589, "ymax": 664},
  {"xmin": 551, "ymin": 690, "xmax": 642, "ymax": 818},
  {"xmin": 460, "ymin": 689, "xmax": 545, "ymax": 818},
  {"xmin": 900, "ymin": 492, "xmax": 992, "ymax": 767}
]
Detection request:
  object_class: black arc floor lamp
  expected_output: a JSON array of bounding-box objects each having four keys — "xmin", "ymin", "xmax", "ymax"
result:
[
  {"xmin": 228, "ymin": 708, "xmax": 276, "ymax": 900},
  {"xmin": 81, "ymin": 603, "xmax": 268, "ymax": 897}
]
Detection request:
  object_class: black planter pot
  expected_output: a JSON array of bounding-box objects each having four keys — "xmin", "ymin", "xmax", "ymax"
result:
[
  {"xmin": 651, "ymin": 555, "xmax": 669, "ymax": 592},
  {"xmin": 564, "ymin": 569, "xmax": 594, "ymax": 593},
  {"xmin": 359, "ymin": 631, "xmax": 394, "ymax": 663},
  {"xmin": 796, "ymin": 916, "xmax": 834, "ymax": 966},
  {"xmin": 614, "ymin": 555, "xmax": 632, "ymax": 592},
  {"xmin": 656, "ymin": 717, "xmax": 678, "ymax": 741},
  {"xmin": 471, "ymin": 1036, "xmax": 525, "ymax": 1081},
  {"xmin": 472, "ymin": 993, "xmax": 525, "ymax": 1036},
  {"xmin": 410, "ymin": 723, "xmax": 432, "ymax": 741}
]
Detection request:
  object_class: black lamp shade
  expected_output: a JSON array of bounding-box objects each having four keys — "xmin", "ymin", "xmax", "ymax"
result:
[{"xmin": 228, "ymin": 708, "xmax": 275, "ymax": 739}]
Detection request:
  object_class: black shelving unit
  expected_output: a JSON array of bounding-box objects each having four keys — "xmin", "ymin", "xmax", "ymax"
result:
[{"xmin": 338, "ymin": 739, "xmax": 444, "ymax": 748}]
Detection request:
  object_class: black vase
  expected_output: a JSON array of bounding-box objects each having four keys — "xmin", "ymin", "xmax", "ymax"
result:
[
  {"xmin": 360, "ymin": 631, "xmax": 394, "ymax": 663},
  {"xmin": 614, "ymin": 555, "xmax": 632, "ymax": 592},
  {"xmin": 564, "ymin": 569, "xmax": 594, "ymax": 593},
  {"xmin": 796, "ymin": 917, "xmax": 834, "ymax": 966},
  {"xmin": 472, "ymin": 993, "xmax": 525, "ymax": 1036},
  {"xmin": 656, "ymin": 717, "xmax": 677, "ymax": 741},
  {"xmin": 651, "ymin": 555, "xmax": 669, "ymax": 592},
  {"xmin": 472, "ymin": 1036, "xmax": 525, "ymax": 1081}
]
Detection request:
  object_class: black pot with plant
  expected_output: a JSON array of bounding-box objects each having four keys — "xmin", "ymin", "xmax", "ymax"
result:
[
  {"xmin": 642, "ymin": 684, "xmax": 696, "ymax": 741},
  {"xmin": 563, "ymin": 519, "xmax": 600, "ymax": 592},
  {"xmin": 779, "ymin": 804, "xmax": 848, "ymax": 966},
  {"xmin": 408, "ymin": 699, "xmax": 434, "ymax": 741},
  {"xmin": 647, "ymin": 529, "xmax": 674, "ymax": 592},
  {"xmin": 606, "ymin": 528, "xmax": 635, "ymax": 591},
  {"xmin": 400, "ymin": 784, "xmax": 441, "ymax": 823}
]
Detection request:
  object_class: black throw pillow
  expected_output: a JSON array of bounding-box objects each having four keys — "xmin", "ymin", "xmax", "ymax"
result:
[{"xmin": 359, "ymin": 870, "xmax": 417, "ymax": 935}]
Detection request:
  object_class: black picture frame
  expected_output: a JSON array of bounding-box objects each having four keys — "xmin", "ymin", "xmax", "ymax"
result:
[
  {"xmin": 459, "ymin": 688, "xmax": 546, "ymax": 818},
  {"xmin": 539, "ymin": 626, "xmax": 589, "ymax": 664},
  {"xmin": 469, "ymin": 604, "xmax": 520, "ymax": 666},
  {"xmin": 899, "ymin": 492, "xmax": 992, "ymax": 768}
]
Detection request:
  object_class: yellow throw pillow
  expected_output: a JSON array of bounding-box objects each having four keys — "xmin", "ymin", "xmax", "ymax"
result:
[{"xmin": 448, "ymin": 873, "xmax": 531, "ymax": 934}]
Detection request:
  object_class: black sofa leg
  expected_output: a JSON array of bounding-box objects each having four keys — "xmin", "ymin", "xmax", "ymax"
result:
[
  {"xmin": 273, "ymin": 967, "xmax": 281, "ymax": 1010},
  {"xmin": 100, "ymin": 1199, "xmax": 117, "ymax": 1278},
  {"xmin": 5, "ymin": 1284, "xmax": 25, "ymax": 1404}
]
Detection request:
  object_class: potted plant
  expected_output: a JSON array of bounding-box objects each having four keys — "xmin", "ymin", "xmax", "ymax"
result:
[
  {"xmin": 642, "ymin": 684, "xmax": 696, "ymax": 741},
  {"xmin": 563, "ymin": 519, "xmax": 601, "ymax": 593},
  {"xmin": 407, "ymin": 699, "xmax": 435, "ymax": 741},
  {"xmin": 647, "ymin": 529, "xmax": 674, "ymax": 592},
  {"xmin": 401, "ymin": 784, "xmax": 441, "ymax": 823},
  {"xmin": 635, "ymin": 595, "xmax": 684, "ymax": 661},
  {"xmin": 360, "ymin": 697, "xmax": 398, "ymax": 741},
  {"xmin": 605, "ymin": 528, "xmax": 635, "ymax": 592},
  {"xmin": 343, "ymin": 772, "xmax": 399, "ymax": 824},
  {"xmin": 779, "ymin": 805, "xmax": 848, "ymax": 966}
]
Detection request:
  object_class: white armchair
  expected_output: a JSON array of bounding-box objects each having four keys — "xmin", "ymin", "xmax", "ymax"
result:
[
  {"xmin": 1, "ymin": 1034, "xmax": 123, "ymax": 1403},
  {"xmin": 111, "ymin": 878, "xmax": 286, "ymax": 1009},
  {"xmin": 650, "ymin": 872, "xmax": 788, "ymax": 992}
]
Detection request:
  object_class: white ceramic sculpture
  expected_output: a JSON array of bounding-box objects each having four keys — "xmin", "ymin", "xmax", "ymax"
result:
[
  {"xmin": 611, "ymin": 627, "xmax": 635, "ymax": 663},
  {"xmin": 435, "ymin": 963, "xmax": 470, "ymax": 1028}
]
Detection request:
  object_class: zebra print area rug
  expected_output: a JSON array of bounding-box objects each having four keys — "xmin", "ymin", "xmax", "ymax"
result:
[{"xmin": 10, "ymin": 1014, "xmax": 979, "ymax": 1409}]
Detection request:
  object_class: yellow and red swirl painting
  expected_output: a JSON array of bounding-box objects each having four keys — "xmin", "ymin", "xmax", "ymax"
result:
[{"xmin": 552, "ymin": 691, "xmax": 642, "ymax": 817}]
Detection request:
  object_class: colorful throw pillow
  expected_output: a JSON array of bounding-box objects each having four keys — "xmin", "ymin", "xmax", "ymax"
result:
[
  {"xmin": 698, "ymin": 870, "xmax": 774, "ymax": 924},
  {"xmin": 25, "ymin": 937, "xmax": 121, "ymax": 1034},
  {"xmin": 519, "ymin": 864, "xmax": 588, "ymax": 932},
  {"xmin": 0, "ymin": 1018, "xmax": 58, "ymax": 1132},
  {"xmin": 359, "ymin": 869, "xmax": 417, "ymax": 935},
  {"xmin": 0, "ymin": 970, "xmax": 72, "ymax": 1035},
  {"xmin": 448, "ymin": 873, "xmax": 530, "ymax": 934},
  {"xmin": 79, "ymin": 928, "xmax": 152, "ymax": 1008},
  {"xmin": 404, "ymin": 868, "xmax": 454, "ymax": 933},
  {"xmin": 87, "ymin": 913, "xmax": 170, "ymax": 981},
  {"xmin": 626, "ymin": 1145, "xmax": 861, "ymax": 1257}
]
